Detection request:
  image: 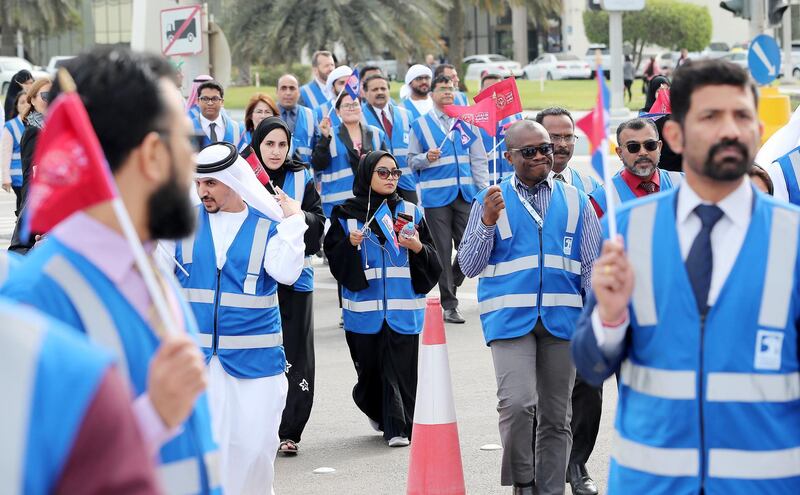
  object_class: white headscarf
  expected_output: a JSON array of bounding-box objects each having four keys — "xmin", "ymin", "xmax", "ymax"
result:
[
  {"xmin": 755, "ymin": 104, "xmax": 800, "ymax": 167},
  {"xmin": 400, "ymin": 64, "xmax": 432, "ymax": 102},
  {"xmin": 193, "ymin": 143, "xmax": 284, "ymax": 221},
  {"xmin": 326, "ymin": 65, "xmax": 353, "ymax": 99}
]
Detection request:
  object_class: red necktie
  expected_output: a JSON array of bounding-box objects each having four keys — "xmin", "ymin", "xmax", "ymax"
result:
[
  {"xmin": 639, "ymin": 181, "xmax": 658, "ymax": 194},
  {"xmin": 381, "ymin": 110, "xmax": 393, "ymax": 140}
]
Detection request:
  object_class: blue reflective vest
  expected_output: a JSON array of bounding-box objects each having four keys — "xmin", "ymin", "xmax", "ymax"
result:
[
  {"xmin": 299, "ymin": 81, "xmax": 327, "ymax": 109},
  {"xmin": 176, "ymin": 205, "xmax": 286, "ymax": 379},
  {"xmin": 0, "ymin": 239, "xmax": 221, "ymax": 494},
  {"xmin": 313, "ymin": 100, "xmax": 341, "ymax": 128},
  {"xmin": 319, "ymin": 124, "xmax": 384, "ymax": 217},
  {"xmin": 401, "ymin": 98, "xmax": 426, "ymax": 121},
  {"xmin": 454, "ymin": 91, "xmax": 469, "ymax": 106},
  {"xmin": 476, "ymin": 178, "xmax": 587, "ymax": 343},
  {"xmin": 607, "ymin": 188, "xmax": 800, "ymax": 494},
  {"xmin": 4, "ymin": 116, "xmax": 24, "ymax": 187},
  {"xmin": 1, "ymin": 299, "xmax": 112, "ymax": 495},
  {"xmin": 774, "ymin": 145, "xmax": 800, "ymax": 205},
  {"xmin": 362, "ymin": 102, "xmax": 416, "ymax": 192},
  {"xmin": 0, "ymin": 250, "xmax": 22, "ymax": 287},
  {"xmin": 340, "ymin": 201, "xmax": 426, "ymax": 334},
  {"xmin": 567, "ymin": 167, "xmax": 601, "ymax": 195},
  {"xmin": 286, "ymin": 105, "xmax": 315, "ymax": 164},
  {"xmin": 282, "ymin": 168, "xmax": 314, "ymax": 292},
  {"xmin": 191, "ymin": 112, "xmax": 247, "ymax": 152},
  {"xmin": 589, "ymin": 168, "xmax": 682, "ymax": 216},
  {"xmin": 410, "ymin": 111, "xmax": 479, "ymax": 208}
]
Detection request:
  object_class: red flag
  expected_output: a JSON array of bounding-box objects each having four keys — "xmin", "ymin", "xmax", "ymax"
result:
[
  {"xmin": 473, "ymin": 77, "xmax": 523, "ymax": 121},
  {"xmin": 24, "ymin": 91, "xmax": 117, "ymax": 235},
  {"xmin": 442, "ymin": 97, "xmax": 497, "ymax": 136},
  {"xmin": 648, "ymin": 87, "xmax": 671, "ymax": 114}
]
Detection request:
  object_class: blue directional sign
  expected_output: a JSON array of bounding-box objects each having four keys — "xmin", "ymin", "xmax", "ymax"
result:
[{"xmin": 748, "ymin": 34, "xmax": 782, "ymax": 85}]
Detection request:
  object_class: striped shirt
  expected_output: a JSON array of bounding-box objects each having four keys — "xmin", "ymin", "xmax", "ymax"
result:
[{"xmin": 457, "ymin": 175, "xmax": 602, "ymax": 292}]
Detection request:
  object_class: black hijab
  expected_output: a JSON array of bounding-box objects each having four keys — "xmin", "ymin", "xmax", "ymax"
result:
[
  {"xmin": 339, "ymin": 150, "xmax": 402, "ymax": 237},
  {"xmin": 251, "ymin": 116, "xmax": 305, "ymax": 188},
  {"xmin": 4, "ymin": 70, "xmax": 32, "ymax": 121},
  {"xmin": 642, "ymin": 75, "xmax": 670, "ymax": 113}
]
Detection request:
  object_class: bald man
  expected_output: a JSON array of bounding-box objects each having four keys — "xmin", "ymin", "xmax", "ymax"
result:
[{"xmin": 458, "ymin": 120, "xmax": 602, "ymax": 494}]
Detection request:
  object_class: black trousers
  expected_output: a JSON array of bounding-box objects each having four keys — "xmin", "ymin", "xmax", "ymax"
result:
[
  {"xmin": 277, "ymin": 286, "xmax": 315, "ymax": 443},
  {"xmin": 12, "ymin": 185, "xmax": 22, "ymax": 217},
  {"xmin": 345, "ymin": 324, "xmax": 419, "ymax": 440},
  {"xmin": 424, "ymin": 196, "xmax": 471, "ymax": 310}
]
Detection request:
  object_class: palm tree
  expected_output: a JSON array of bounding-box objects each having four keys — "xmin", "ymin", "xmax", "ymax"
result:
[
  {"xmin": 225, "ymin": 0, "xmax": 447, "ymax": 68},
  {"xmin": 0, "ymin": 0, "xmax": 82, "ymax": 56}
]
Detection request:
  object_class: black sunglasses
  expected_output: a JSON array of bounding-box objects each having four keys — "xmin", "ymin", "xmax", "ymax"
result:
[
  {"xmin": 625, "ymin": 140, "xmax": 659, "ymax": 154},
  {"xmin": 39, "ymin": 91, "xmax": 50, "ymax": 102},
  {"xmin": 375, "ymin": 167, "xmax": 402, "ymax": 179},
  {"xmin": 509, "ymin": 143, "xmax": 555, "ymax": 159}
]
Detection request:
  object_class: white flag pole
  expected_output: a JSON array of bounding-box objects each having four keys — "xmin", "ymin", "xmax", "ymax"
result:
[
  {"xmin": 599, "ymin": 143, "xmax": 617, "ymax": 239},
  {"xmin": 492, "ymin": 135, "xmax": 498, "ymax": 184}
]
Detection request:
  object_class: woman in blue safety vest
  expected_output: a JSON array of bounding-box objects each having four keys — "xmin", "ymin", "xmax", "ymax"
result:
[
  {"xmin": 324, "ymin": 150, "xmax": 441, "ymax": 447},
  {"xmin": 252, "ymin": 117, "xmax": 325, "ymax": 456},
  {"xmin": 1, "ymin": 91, "xmax": 29, "ymax": 216}
]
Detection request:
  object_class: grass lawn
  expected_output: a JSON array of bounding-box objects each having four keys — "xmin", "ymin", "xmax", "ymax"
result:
[{"xmin": 224, "ymin": 79, "xmax": 648, "ymax": 112}]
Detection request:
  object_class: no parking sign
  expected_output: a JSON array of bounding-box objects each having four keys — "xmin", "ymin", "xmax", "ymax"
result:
[{"xmin": 161, "ymin": 5, "xmax": 203, "ymax": 57}]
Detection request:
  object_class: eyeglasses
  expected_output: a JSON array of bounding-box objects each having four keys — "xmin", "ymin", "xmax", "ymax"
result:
[
  {"xmin": 339, "ymin": 103, "xmax": 361, "ymax": 111},
  {"xmin": 433, "ymin": 87, "xmax": 454, "ymax": 94},
  {"xmin": 550, "ymin": 134, "xmax": 577, "ymax": 144},
  {"xmin": 625, "ymin": 140, "xmax": 659, "ymax": 153},
  {"xmin": 509, "ymin": 143, "xmax": 555, "ymax": 159},
  {"xmin": 38, "ymin": 91, "xmax": 50, "ymax": 102},
  {"xmin": 252, "ymin": 109, "xmax": 273, "ymax": 116},
  {"xmin": 375, "ymin": 167, "xmax": 402, "ymax": 179},
  {"xmin": 199, "ymin": 96, "xmax": 223, "ymax": 104}
]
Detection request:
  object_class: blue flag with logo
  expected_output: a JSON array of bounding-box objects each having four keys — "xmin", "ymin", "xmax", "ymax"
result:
[
  {"xmin": 344, "ymin": 69, "xmax": 360, "ymax": 100},
  {"xmin": 372, "ymin": 201, "xmax": 400, "ymax": 255},
  {"xmin": 450, "ymin": 119, "xmax": 478, "ymax": 148}
]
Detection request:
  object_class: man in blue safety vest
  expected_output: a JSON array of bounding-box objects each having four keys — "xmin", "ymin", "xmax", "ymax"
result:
[{"xmin": 299, "ymin": 50, "xmax": 336, "ymax": 110}]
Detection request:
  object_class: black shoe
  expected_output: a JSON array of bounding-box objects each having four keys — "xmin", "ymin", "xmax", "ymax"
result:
[
  {"xmin": 512, "ymin": 485, "xmax": 536, "ymax": 495},
  {"xmin": 568, "ymin": 463, "xmax": 598, "ymax": 495},
  {"xmin": 443, "ymin": 308, "xmax": 465, "ymax": 324}
]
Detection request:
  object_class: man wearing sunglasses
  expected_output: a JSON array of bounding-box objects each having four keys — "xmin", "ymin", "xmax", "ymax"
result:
[
  {"xmin": 458, "ymin": 119, "xmax": 602, "ymax": 495},
  {"xmin": 589, "ymin": 117, "xmax": 683, "ymax": 218}
]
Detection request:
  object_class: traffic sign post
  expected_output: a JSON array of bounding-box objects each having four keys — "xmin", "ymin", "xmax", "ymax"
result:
[
  {"xmin": 600, "ymin": 0, "xmax": 645, "ymax": 118},
  {"xmin": 748, "ymin": 34, "xmax": 782, "ymax": 85},
  {"xmin": 160, "ymin": 5, "xmax": 203, "ymax": 57}
]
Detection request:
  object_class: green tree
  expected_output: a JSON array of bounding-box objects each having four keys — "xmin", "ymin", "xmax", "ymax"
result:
[
  {"xmin": 0, "ymin": 0, "xmax": 82, "ymax": 56},
  {"xmin": 583, "ymin": 0, "xmax": 712, "ymax": 68},
  {"xmin": 225, "ymin": 0, "xmax": 447, "ymax": 69}
]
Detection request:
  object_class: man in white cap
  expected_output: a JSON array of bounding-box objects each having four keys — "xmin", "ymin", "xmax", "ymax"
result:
[
  {"xmin": 401, "ymin": 64, "xmax": 434, "ymax": 121},
  {"xmin": 313, "ymin": 65, "xmax": 354, "ymax": 128},
  {"xmin": 174, "ymin": 142, "xmax": 307, "ymax": 494}
]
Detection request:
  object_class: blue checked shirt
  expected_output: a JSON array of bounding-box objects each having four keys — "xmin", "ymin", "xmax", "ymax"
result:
[{"xmin": 457, "ymin": 175, "xmax": 602, "ymax": 292}]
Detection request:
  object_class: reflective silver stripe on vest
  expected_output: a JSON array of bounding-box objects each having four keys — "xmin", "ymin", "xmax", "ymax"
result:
[
  {"xmin": 371, "ymin": 128, "xmax": 382, "ymax": 150},
  {"xmin": 610, "ymin": 182, "xmax": 622, "ymax": 208},
  {"xmin": 480, "ymin": 255, "xmax": 538, "ymax": 278},
  {"xmin": 479, "ymin": 294, "xmax": 537, "ymax": 315},
  {"xmin": 394, "ymin": 148, "xmax": 409, "ymax": 157},
  {"xmin": 387, "ymin": 298, "xmax": 426, "ymax": 310},
  {"xmin": 329, "ymin": 131, "xmax": 339, "ymax": 157},
  {"xmin": 297, "ymin": 146, "xmax": 312, "ymax": 157},
  {"xmin": 303, "ymin": 256, "xmax": 313, "ymax": 269},
  {"xmin": 496, "ymin": 209, "xmax": 513, "ymax": 240},
  {"xmin": 706, "ymin": 372, "xmax": 800, "ymax": 402},
  {"xmin": 404, "ymin": 201, "xmax": 415, "ymax": 218},
  {"xmin": 620, "ymin": 359, "xmax": 697, "ymax": 399},
  {"xmin": 363, "ymin": 268, "xmax": 380, "ymax": 280},
  {"xmin": 666, "ymin": 170, "xmax": 683, "ymax": 186},
  {"xmin": 543, "ymin": 254, "xmax": 581, "ymax": 275},
  {"xmin": 158, "ymin": 451, "xmax": 221, "ymax": 494},
  {"xmin": 181, "ymin": 232, "xmax": 195, "ymax": 264},
  {"xmin": 386, "ymin": 267, "xmax": 411, "ymax": 278},
  {"xmin": 196, "ymin": 333, "xmax": 213, "ymax": 348},
  {"xmin": 789, "ymin": 150, "xmax": 800, "ymax": 187},
  {"xmin": 244, "ymin": 218, "xmax": 272, "ymax": 295},
  {"xmin": 563, "ymin": 184, "xmax": 580, "ymax": 234},
  {"xmin": 579, "ymin": 172, "xmax": 593, "ymax": 193},
  {"xmin": 397, "ymin": 106, "xmax": 410, "ymax": 130},
  {"xmin": 758, "ymin": 207, "xmax": 799, "ymax": 329},
  {"xmin": 0, "ymin": 312, "xmax": 45, "ymax": 494},
  {"xmin": 424, "ymin": 156, "xmax": 458, "ymax": 168},
  {"xmin": 294, "ymin": 171, "xmax": 305, "ymax": 201},
  {"xmin": 10, "ymin": 154, "xmax": 21, "ymax": 162},
  {"xmin": 321, "ymin": 167, "xmax": 353, "ymax": 183},
  {"xmin": 540, "ymin": 293, "xmax": 583, "ymax": 308},
  {"xmin": 708, "ymin": 446, "xmax": 800, "ymax": 479},
  {"xmin": 420, "ymin": 176, "xmax": 473, "ymax": 190},
  {"xmin": 44, "ymin": 255, "xmax": 130, "ymax": 379},
  {"xmin": 219, "ymin": 292, "xmax": 278, "ymax": 309},
  {"xmin": 321, "ymin": 190, "xmax": 354, "ymax": 203},
  {"xmin": 342, "ymin": 298, "xmax": 384, "ymax": 312},
  {"xmin": 182, "ymin": 288, "xmax": 215, "ymax": 304},
  {"xmin": 627, "ymin": 201, "xmax": 658, "ymax": 326},
  {"xmin": 416, "ymin": 116, "xmax": 438, "ymax": 150},
  {"xmin": 217, "ymin": 333, "xmax": 283, "ymax": 350},
  {"xmin": 612, "ymin": 432, "xmax": 699, "ymax": 477}
]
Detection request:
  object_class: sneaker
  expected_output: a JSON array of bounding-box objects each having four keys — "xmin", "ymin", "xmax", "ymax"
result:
[{"xmin": 388, "ymin": 436, "xmax": 410, "ymax": 447}]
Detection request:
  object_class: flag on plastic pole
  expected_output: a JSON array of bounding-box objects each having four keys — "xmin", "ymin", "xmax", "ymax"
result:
[
  {"xmin": 372, "ymin": 201, "xmax": 400, "ymax": 255},
  {"xmin": 451, "ymin": 119, "xmax": 479, "ymax": 148},
  {"xmin": 344, "ymin": 68, "xmax": 360, "ymax": 100},
  {"xmin": 473, "ymin": 77, "xmax": 523, "ymax": 121},
  {"xmin": 442, "ymin": 96, "xmax": 497, "ymax": 136}
]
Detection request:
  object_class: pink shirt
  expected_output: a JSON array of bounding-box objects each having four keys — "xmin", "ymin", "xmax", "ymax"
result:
[{"xmin": 52, "ymin": 212, "xmax": 182, "ymax": 455}]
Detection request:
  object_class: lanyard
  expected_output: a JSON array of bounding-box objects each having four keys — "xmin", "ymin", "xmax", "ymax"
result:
[{"xmin": 513, "ymin": 177, "xmax": 544, "ymax": 229}]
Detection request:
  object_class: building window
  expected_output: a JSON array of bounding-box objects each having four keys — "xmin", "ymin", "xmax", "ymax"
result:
[{"xmin": 93, "ymin": 0, "xmax": 132, "ymax": 45}]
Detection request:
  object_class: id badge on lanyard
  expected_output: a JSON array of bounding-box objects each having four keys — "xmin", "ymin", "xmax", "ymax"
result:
[{"xmin": 516, "ymin": 186, "xmax": 543, "ymax": 229}]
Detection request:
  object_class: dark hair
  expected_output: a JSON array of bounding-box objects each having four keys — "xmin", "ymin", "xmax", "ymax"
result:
[
  {"xmin": 10, "ymin": 90, "xmax": 27, "ymax": 119},
  {"xmin": 198, "ymin": 80, "xmax": 224, "ymax": 99},
  {"xmin": 480, "ymin": 73, "xmax": 502, "ymax": 88},
  {"xmin": 49, "ymin": 47, "xmax": 176, "ymax": 173},
  {"xmin": 362, "ymin": 74, "xmax": 389, "ymax": 91},
  {"xmin": 749, "ymin": 164, "xmax": 774, "ymax": 195},
  {"xmin": 616, "ymin": 117, "xmax": 659, "ymax": 144},
  {"xmin": 535, "ymin": 107, "xmax": 574, "ymax": 127},
  {"xmin": 433, "ymin": 63, "xmax": 455, "ymax": 78},
  {"xmin": 335, "ymin": 91, "xmax": 358, "ymax": 110},
  {"xmin": 360, "ymin": 65, "xmax": 382, "ymax": 78},
  {"xmin": 431, "ymin": 74, "xmax": 452, "ymax": 89},
  {"xmin": 670, "ymin": 59, "xmax": 758, "ymax": 124},
  {"xmin": 311, "ymin": 50, "xmax": 333, "ymax": 67},
  {"xmin": 244, "ymin": 93, "xmax": 280, "ymax": 132}
]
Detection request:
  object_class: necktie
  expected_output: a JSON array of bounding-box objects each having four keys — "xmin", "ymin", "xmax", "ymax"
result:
[
  {"xmin": 553, "ymin": 173, "xmax": 566, "ymax": 182},
  {"xmin": 209, "ymin": 122, "xmax": 218, "ymax": 143},
  {"xmin": 639, "ymin": 180, "xmax": 657, "ymax": 194},
  {"xmin": 685, "ymin": 204, "xmax": 724, "ymax": 316},
  {"xmin": 381, "ymin": 109, "xmax": 393, "ymax": 140},
  {"xmin": 282, "ymin": 108, "xmax": 296, "ymax": 132}
]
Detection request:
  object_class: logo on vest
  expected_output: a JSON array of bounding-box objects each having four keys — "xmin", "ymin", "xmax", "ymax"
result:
[
  {"xmin": 754, "ymin": 330, "xmax": 784, "ymax": 371},
  {"xmin": 563, "ymin": 236, "xmax": 573, "ymax": 256}
]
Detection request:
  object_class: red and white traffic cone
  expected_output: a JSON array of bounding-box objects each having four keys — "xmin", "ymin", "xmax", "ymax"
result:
[{"xmin": 407, "ymin": 297, "xmax": 466, "ymax": 495}]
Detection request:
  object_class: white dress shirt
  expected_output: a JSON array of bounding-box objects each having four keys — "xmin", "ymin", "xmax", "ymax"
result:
[
  {"xmin": 593, "ymin": 178, "xmax": 754, "ymax": 355},
  {"xmin": 199, "ymin": 114, "xmax": 225, "ymax": 141},
  {"xmin": 370, "ymin": 104, "xmax": 393, "ymax": 126},
  {"xmin": 550, "ymin": 167, "xmax": 576, "ymax": 186}
]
